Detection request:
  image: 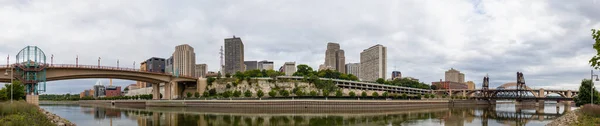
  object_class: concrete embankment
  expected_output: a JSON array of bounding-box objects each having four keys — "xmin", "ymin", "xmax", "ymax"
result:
[
  {"xmin": 78, "ymin": 99, "xmax": 489, "ymax": 109},
  {"xmin": 40, "ymin": 101, "xmax": 79, "ymax": 105}
]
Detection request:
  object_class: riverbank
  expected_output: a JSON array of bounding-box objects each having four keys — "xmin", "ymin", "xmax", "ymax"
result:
[
  {"xmin": 0, "ymin": 101, "xmax": 74, "ymax": 126},
  {"xmin": 547, "ymin": 104, "xmax": 600, "ymax": 126}
]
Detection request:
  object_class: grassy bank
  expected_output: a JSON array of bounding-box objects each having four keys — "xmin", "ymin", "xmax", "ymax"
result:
[
  {"xmin": 0, "ymin": 101, "xmax": 54, "ymax": 126},
  {"xmin": 574, "ymin": 104, "xmax": 600, "ymax": 125}
]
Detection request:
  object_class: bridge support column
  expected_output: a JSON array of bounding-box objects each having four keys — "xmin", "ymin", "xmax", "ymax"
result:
[
  {"xmin": 198, "ymin": 78, "xmax": 207, "ymax": 95},
  {"xmin": 567, "ymin": 90, "xmax": 572, "ymax": 98},
  {"xmin": 152, "ymin": 83, "xmax": 160, "ymax": 100},
  {"xmin": 535, "ymin": 100, "xmax": 545, "ymax": 107},
  {"xmin": 26, "ymin": 94, "xmax": 39, "ymax": 106},
  {"xmin": 462, "ymin": 90, "xmax": 466, "ymax": 98},
  {"xmin": 538, "ymin": 88, "xmax": 544, "ymax": 98},
  {"xmin": 164, "ymin": 82, "xmax": 172, "ymax": 100}
]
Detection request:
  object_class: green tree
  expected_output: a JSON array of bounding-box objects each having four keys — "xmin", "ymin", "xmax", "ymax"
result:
[
  {"xmin": 424, "ymin": 94, "xmax": 430, "ymax": 98},
  {"xmin": 194, "ymin": 92, "xmax": 200, "ymax": 98},
  {"xmin": 401, "ymin": 93, "xmax": 407, "ymax": 99},
  {"xmin": 372, "ymin": 92, "xmax": 379, "ymax": 98},
  {"xmin": 349, "ymin": 91, "xmax": 356, "ymax": 97},
  {"xmin": 0, "ymin": 81, "xmax": 26, "ymax": 101},
  {"xmin": 244, "ymin": 90, "xmax": 252, "ymax": 97},
  {"xmin": 257, "ymin": 90, "xmax": 265, "ymax": 98},
  {"xmin": 376, "ymin": 78, "xmax": 385, "ymax": 84},
  {"xmin": 281, "ymin": 90, "xmax": 290, "ymax": 97},
  {"xmin": 335, "ymin": 90, "xmax": 343, "ymax": 97},
  {"xmin": 293, "ymin": 64, "xmax": 314, "ymax": 76},
  {"xmin": 217, "ymin": 71, "xmax": 222, "ymax": 79},
  {"xmin": 223, "ymin": 91, "xmax": 232, "ymax": 98},
  {"xmin": 392, "ymin": 93, "xmax": 399, "ymax": 99},
  {"xmin": 225, "ymin": 73, "xmax": 231, "ymax": 78},
  {"xmin": 209, "ymin": 89, "xmax": 217, "ymax": 96},
  {"xmin": 322, "ymin": 89, "xmax": 330, "ymax": 97},
  {"xmin": 382, "ymin": 92, "xmax": 389, "ymax": 98},
  {"xmin": 589, "ymin": 29, "xmax": 600, "ymax": 69},
  {"xmin": 207, "ymin": 77, "xmax": 216, "ymax": 86},
  {"xmin": 295, "ymin": 90, "xmax": 305, "ymax": 96},
  {"xmin": 233, "ymin": 90, "xmax": 242, "ymax": 97},
  {"xmin": 361, "ymin": 91, "xmax": 368, "ymax": 97},
  {"xmin": 203, "ymin": 91, "xmax": 209, "ymax": 97},
  {"xmin": 186, "ymin": 92, "xmax": 192, "ymax": 98},
  {"xmin": 575, "ymin": 79, "xmax": 600, "ymax": 106},
  {"xmin": 310, "ymin": 90, "xmax": 318, "ymax": 97},
  {"xmin": 269, "ymin": 90, "xmax": 278, "ymax": 97}
]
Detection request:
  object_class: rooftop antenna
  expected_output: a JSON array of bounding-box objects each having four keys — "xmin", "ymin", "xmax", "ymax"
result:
[{"xmin": 219, "ymin": 46, "xmax": 224, "ymax": 73}]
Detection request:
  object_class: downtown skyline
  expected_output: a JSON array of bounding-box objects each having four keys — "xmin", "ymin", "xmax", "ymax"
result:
[{"xmin": 0, "ymin": 0, "xmax": 599, "ymax": 93}]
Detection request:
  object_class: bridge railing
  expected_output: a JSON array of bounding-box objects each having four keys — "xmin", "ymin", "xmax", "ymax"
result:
[{"xmin": 0, "ymin": 64, "xmax": 197, "ymax": 79}]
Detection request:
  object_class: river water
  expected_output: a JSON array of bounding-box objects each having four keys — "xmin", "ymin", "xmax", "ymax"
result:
[{"xmin": 40, "ymin": 102, "xmax": 574, "ymax": 126}]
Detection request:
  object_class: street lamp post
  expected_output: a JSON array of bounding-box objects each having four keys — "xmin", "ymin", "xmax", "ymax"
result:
[
  {"xmin": 5, "ymin": 55, "xmax": 13, "ymax": 103},
  {"xmin": 591, "ymin": 70, "xmax": 599, "ymax": 105}
]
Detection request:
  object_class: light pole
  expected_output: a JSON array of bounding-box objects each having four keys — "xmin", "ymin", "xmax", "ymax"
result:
[
  {"xmin": 98, "ymin": 57, "xmax": 101, "ymax": 68},
  {"xmin": 5, "ymin": 55, "xmax": 13, "ymax": 103},
  {"xmin": 591, "ymin": 70, "xmax": 599, "ymax": 105}
]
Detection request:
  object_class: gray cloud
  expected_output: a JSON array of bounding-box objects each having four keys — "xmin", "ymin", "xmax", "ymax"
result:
[{"xmin": 0, "ymin": 0, "xmax": 599, "ymax": 94}]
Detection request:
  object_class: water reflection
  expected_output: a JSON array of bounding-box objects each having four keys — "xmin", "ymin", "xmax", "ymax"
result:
[{"xmin": 40, "ymin": 103, "xmax": 573, "ymax": 126}]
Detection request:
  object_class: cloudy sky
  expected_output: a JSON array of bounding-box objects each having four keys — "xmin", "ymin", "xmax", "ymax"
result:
[{"xmin": 0, "ymin": 0, "xmax": 599, "ymax": 94}]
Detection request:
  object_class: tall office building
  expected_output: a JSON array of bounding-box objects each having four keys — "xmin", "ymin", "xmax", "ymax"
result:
[
  {"xmin": 244, "ymin": 61, "xmax": 258, "ymax": 71},
  {"xmin": 195, "ymin": 64, "xmax": 207, "ymax": 78},
  {"xmin": 145, "ymin": 57, "xmax": 166, "ymax": 73},
  {"xmin": 324, "ymin": 42, "xmax": 345, "ymax": 73},
  {"xmin": 224, "ymin": 36, "xmax": 245, "ymax": 74},
  {"xmin": 165, "ymin": 56, "xmax": 174, "ymax": 74},
  {"xmin": 258, "ymin": 60, "xmax": 274, "ymax": 70},
  {"xmin": 173, "ymin": 44, "xmax": 196, "ymax": 77},
  {"xmin": 445, "ymin": 68, "xmax": 465, "ymax": 83},
  {"xmin": 345, "ymin": 63, "xmax": 360, "ymax": 78},
  {"xmin": 360, "ymin": 44, "xmax": 387, "ymax": 82},
  {"xmin": 282, "ymin": 62, "xmax": 296, "ymax": 76},
  {"xmin": 392, "ymin": 71, "xmax": 402, "ymax": 80}
]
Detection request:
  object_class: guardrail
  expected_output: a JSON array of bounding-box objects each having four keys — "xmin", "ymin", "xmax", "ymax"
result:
[{"xmin": 0, "ymin": 64, "xmax": 197, "ymax": 79}]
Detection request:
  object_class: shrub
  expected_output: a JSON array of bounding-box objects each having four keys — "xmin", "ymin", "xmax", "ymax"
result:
[
  {"xmin": 203, "ymin": 91, "xmax": 209, "ymax": 97},
  {"xmin": 372, "ymin": 92, "xmax": 379, "ymax": 98},
  {"xmin": 281, "ymin": 90, "xmax": 290, "ymax": 97},
  {"xmin": 233, "ymin": 90, "xmax": 242, "ymax": 97},
  {"xmin": 382, "ymin": 92, "xmax": 389, "ymax": 98},
  {"xmin": 194, "ymin": 92, "xmax": 200, "ymax": 98},
  {"xmin": 226, "ymin": 84, "xmax": 232, "ymax": 89},
  {"xmin": 392, "ymin": 93, "xmax": 399, "ymax": 99},
  {"xmin": 244, "ymin": 90, "xmax": 252, "ymax": 97},
  {"xmin": 0, "ymin": 101, "xmax": 54, "ymax": 126},
  {"xmin": 401, "ymin": 94, "xmax": 407, "ymax": 99},
  {"xmin": 349, "ymin": 91, "xmax": 356, "ymax": 97},
  {"xmin": 209, "ymin": 89, "xmax": 217, "ymax": 96},
  {"xmin": 424, "ymin": 94, "xmax": 430, "ymax": 99},
  {"xmin": 207, "ymin": 77, "xmax": 216, "ymax": 86},
  {"xmin": 322, "ymin": 89, "xmax": 330, "ymax": 97},
  {"xmin": 225, "ymin": 73, "xmax": 231, "ymax": 78},
  {"xmin": 257, "ymin": 90, "xmax": 265, "ymax": 98},
  {"xmin": 361, "ymin": 92, "xmax": 368, "ymax": 97},
  {"xmin": 310, "ymin": 91, "xmax": 318, "ymax": 97},
  {"xmin": 223, "ymin": 91, "xmax": 232, "ymax": 98},
  {"xmin": 269, "ymin": 90, "xmax": 278, "ymax": 97},
  {"xmin": 335, "ymin": 90, "xmax": 343, "ymax": 97},
  {"xmin": 582, "ymin": 104, "xmax": 600, "ymax": 117},
  {"xmin": 295, "ymin": 90, "xmax": 305, "ymax": 96},
  {"xmin": 187, "ymin": 92, "xmax": 192, "ymax": 98}
]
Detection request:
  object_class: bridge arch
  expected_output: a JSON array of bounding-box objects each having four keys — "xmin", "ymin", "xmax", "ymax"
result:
[{"xmin": 545, "ymin": 92, "xmax": 567, "ymax": 98}]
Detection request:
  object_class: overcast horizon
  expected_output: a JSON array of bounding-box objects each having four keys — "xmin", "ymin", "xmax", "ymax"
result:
[{"xmin": 1, "ymin": 0, "xmax": 600, "ymax": 94}]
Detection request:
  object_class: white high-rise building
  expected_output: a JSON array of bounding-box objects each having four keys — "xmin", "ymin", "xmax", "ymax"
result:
[
  {"xmin": 345, "ymin": 63, "xmax": 360, "ymax": 79},
  {"xmin": 360, "ymin": 44, "xmax": 387, "ymax": 82}
]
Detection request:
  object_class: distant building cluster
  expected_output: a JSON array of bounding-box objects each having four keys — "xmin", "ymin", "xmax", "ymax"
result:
[
  {"xmin": 432, "ymin": 68, "xmax": 473, "ymax": 90},
  {"xmin": 80, "ymin": 80, "xmax": 122, "ymax": 98}
]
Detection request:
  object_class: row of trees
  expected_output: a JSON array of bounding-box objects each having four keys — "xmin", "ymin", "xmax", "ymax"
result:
[
  {"xmin": 201, "ymin": 87, "xmax": 449, "ymax": 100},
  {"xmin": 0, "ymin": 81, "xmax": 25, "ymax": 101},
  {"xmin": 293, "ymin": 64, "xmax": 359, "ymax": 81},
  {"xmin": 375, "ymin": 78, "xmax": 431, "ymax": 89}
]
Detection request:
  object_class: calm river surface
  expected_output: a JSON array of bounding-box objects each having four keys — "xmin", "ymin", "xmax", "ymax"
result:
[{"xmin": 40, "ymin": 102, "xmax": 574, "ymax": 126}]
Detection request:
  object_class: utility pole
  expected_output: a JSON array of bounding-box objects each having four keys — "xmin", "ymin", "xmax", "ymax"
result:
[
  {"xmin": 76, "ymin": 55, "xmax": 78, "ymax": 67},
  {"xmin": 51, "ymin": 54, "xmax": 54, "ymax": 66},
  {"xmin": 117, "ymin": 60, "xmax": 119, "ymax": 69}
]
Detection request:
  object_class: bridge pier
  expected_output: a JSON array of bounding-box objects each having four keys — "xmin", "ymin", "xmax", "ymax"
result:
[
  {"xmin": 164, "ymin": 82, "xmax": 173, "ymax": 100},
  {"xmin": 152, "ymin": 83, "xmax": 160, "ymax": 100},
  {"xmin": 26, "ymin": 94, "xmax": 39, "ymax": 105}
]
